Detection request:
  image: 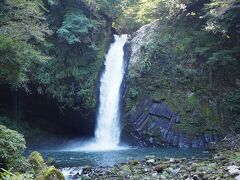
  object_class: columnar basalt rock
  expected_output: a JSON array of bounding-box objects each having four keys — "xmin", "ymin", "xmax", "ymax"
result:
[{"xmin": 123, "ymin": 97, "xmax": 220, "ymax": 148}]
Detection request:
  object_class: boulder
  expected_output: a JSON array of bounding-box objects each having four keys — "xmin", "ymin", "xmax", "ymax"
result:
[
  {"xmin": 154, "ymin": 165, "xmax": 165, "ymax": 173},
  {"xmin": 82, "ymin": 165, "xmax": 92, "ymax": 174},
  {"xmin": 28, "ymin": 151, "xmax": 45, "ymax": 174},
  {"xmin": 37, "ymin": 166, "xmax": 64, "ymax": 180},
  {"xmin": 129, "ymin": 160, "xmax": 139, "ymax": 166}
]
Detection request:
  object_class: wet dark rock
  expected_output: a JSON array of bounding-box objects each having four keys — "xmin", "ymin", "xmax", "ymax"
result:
[
  {"xmin": 123, "ymin": 97, "xmax": 221, "ymax": 148},
  {"xmin": 128, "ymin": 160, "xmax": 139, "ymax": 166},
  {"xmin": 82, "ymin": 165, "xmax": 92, "ymax": 174},
  {"xmin": 72, "ymin": 172, "xmax": 81, "ymax": 179},
  {"xmin": 154, "ymin": 165, "xmax": 165, "ymax": 173},
  {"xmin": 193, "ymin": 174, "xmax": 201, "ymax": 180}
]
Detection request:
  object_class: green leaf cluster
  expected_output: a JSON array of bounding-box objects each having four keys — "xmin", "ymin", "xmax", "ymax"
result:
[
  {"xmin": 0, "ymin": 36, "xmax": 48, "ymax": 87},
  {"xmin": 57, "ymin": 10, "xmax": 100, "ymax": 44},
  {"xmin": 0, "ymin": 125, "xmax": 28, "ymax": 172},
  {"xmin": 0, "ymin": 0, "xmax": 51, "ymax": 41}
]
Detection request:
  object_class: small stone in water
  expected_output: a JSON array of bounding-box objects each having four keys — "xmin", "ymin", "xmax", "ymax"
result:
[
  {"xmin": 154, "ymin": 165, "xmax": 165, "ymax": 173},
  {"xmin": 82, "ymin": 166, "xmax": 92, "ymax": 174},
  {"xmin": 129, "ymin": 160, "xmax": 139, "ymax": 166}
]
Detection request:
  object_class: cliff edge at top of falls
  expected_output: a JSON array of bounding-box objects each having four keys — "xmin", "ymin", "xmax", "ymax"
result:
[{"xmin": 121, "ymin": 20, "xmax": 224, "ymax": 148}]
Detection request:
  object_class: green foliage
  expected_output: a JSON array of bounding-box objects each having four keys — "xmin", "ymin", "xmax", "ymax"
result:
[
  {"xmin": 224, "ymin": 90, "xmax": 240, "ymax": 132},
  {"xmin": 57, "ymin": 10, "xmax": 99, "ymax": 44},
  {"xmin": 0, "ymin": 115, "xmax": 57, "ymax": 145},
  {"xmin": 0, "ymin": 169, "xmax": 34, "ymax": 180},
  {"xmin": 83, "ymin": 0, "xmax": 134, "ymax": 20},
  {"xmin": 35, "ymin": 32, "xmax": 109, "ymax": 108},
  {"xmin": 115, "ymin": 0, "xmax": 189, "ymax": 32},
  {"xmin": 135, "ymin": 0, "xmax": 188, "ymax": 23},
  {"xmin": 0, "ymin": 125, "xmax": 28, "ymax": 172},
  {"xmin": 208, "ymin": 50, "xmax": 237, "ymax": 68},
  {"xmin": 0, "ymin": 0, "xmax": 51, "ymax": 41},
  {"xmin": 113, "ymin": 2, "xmax": 141, "ymax": 33},
  {"xmin": 0, "ymin": 150, "xmax": 63, "ymax": 180},
  {"xmin": 0, "ymin": 0, "xmax": 115, "ymax": 110},
  {"xmin": 203, "ymin": 0, "xmax": 240, "ymax": 35},
  {"xmin": 32, "ymin": 0, "xmax": 112, "ymax": 109},
  {"xmin": 0, "ymin": 36, "xmax": 48, "ymax": 87},
  {"xmin": 0, "ymin": 0, "xmax": 51, "ymax": 89}
]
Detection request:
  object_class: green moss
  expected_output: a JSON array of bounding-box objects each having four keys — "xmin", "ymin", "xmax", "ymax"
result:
[
  {"xmin": 153, "ymin": 127, "xmax": 160, "ymax": 137},
  {"xmin": 28, "ymin": 151, "xmax": 45, "ymax": 174},
  {"xmin": 121, "ymin": 165, "xmax": 132, "ymax": 176},
  {"xmin": 37, "ymin": 166, "xmax": 64, "ymax": 180}
]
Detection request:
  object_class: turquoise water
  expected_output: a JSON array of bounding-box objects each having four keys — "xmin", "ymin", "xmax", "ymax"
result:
[{"xmin": 27, "ymin": 147, "xmax": 209, "ymax": 168}]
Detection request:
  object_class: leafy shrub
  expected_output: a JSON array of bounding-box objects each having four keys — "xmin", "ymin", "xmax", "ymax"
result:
[
  {"xmin": 0, "ymin": 36, "xmax": 48, "ymax": 87},
  {"xmin": 0, "ymin": 169, "xmax": 34, "ymax": 180},
  {"xmin": 57, "ymin": 10, "xmax": 99, "ymax": 44},
  {"xmin": 0, "ymin": 125, "xmax": 28, "ymax": 172},
  {"xmin": 0, "ymin": 0, "xmax": 50, "ymax": 41}
]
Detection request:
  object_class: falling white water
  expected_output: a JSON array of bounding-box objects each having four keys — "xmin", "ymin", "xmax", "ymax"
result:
[
  {"xmin": 76, "ymin": 34, "xmax": 128, "ymax": 151},
  {"xmin": 95, "ymin": 34, "xmax": 128, "ymax": 149}
]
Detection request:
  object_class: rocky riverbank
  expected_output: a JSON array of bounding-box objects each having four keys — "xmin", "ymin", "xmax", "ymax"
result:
[{"xmin": 62, "ymin": 149, "xmax": 240, "ymax": 180}]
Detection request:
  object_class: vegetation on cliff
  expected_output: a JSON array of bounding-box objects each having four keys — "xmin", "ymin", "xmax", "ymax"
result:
[
  {"xmin": 0, "ymin": 0, "xmax": 115, "ymax": 110},
  {"xmin": 124, "ymin": 0, "xmax": 240, "ymax": 135}
]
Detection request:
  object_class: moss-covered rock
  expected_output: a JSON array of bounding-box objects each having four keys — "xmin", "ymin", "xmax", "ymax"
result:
[
  {"xmin": 28, "ymin": 151, "xmax": 45, "ymax": 174},
  {"xmin": 128, "ymin": 160, "xmax": 139, "ymax": 166},
  {"xmin": 120, "ymin": 164, "xmax": 132, "ymax": 176},
  {"xmin": 37, "ymin": 166, "xmax": 64, "ymax": 180}
]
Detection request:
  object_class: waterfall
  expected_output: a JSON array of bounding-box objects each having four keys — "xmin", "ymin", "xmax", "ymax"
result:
[
  {"xmin": 78, "ymin": 34, "xmax": 128, "ymax": 151},
  {"xmin": 94, "ymin": 34, "xmax": 127, "ymax": 150}
]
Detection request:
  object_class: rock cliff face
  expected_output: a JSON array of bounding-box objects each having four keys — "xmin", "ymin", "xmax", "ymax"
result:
[
  {"xmin": 123, "ymin": 97, "xmax": 220, "ymax": 148},
  {"xmin": 122, "ymin": 21, "xmax": 221, "ymax": 148}
]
